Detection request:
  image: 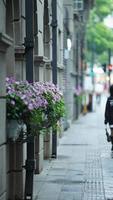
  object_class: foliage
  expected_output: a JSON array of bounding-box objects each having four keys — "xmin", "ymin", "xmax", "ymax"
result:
[
  {"xmin": 94, "ymin": 0, "xmax": 113, "ymax": 21},
  {"xmin": 6, "ymin": 77, "xmax": 65, "ymax": 135},
  {"xmin": 74, "ymin": 86, "xmax": 83, "ymax": 103},
  {"xmin": 86, "ymin": 0, "xmax": 113, "ymax": 62},
  {"xmin": 87, "ymin": 21, "xmax": 113, "ymax": 54},
  {"xmin": 98, "ymin": 51, "xmax": 108, "ymax": 63},
  {"xmin": 74, "ymin": 95, "xmax": 82, "ymax": 104}
]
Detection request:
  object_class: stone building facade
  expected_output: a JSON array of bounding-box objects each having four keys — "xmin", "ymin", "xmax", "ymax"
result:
[
  {"xmin": 63, "ymin": 0, "xmax": 95, "ymax": 122},
  {"xmin": 0, "ymin": 0, "xmax": 94, "ymax": 199},
  {"xmin": 0, "ymin": 0, "xmax": 64, "ymax": 199}
]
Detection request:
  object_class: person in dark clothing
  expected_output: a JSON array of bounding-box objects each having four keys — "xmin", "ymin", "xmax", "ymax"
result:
[{"xmin": 104, "ymin": 85, "xmax": 113, "ymax": 150}]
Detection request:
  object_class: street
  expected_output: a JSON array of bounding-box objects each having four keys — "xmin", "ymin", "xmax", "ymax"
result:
[{"xmin": 33, "ymin": 94, "xmax": 113, "ymax": 200}]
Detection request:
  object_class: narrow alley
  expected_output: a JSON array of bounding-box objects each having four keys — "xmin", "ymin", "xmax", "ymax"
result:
[{"xmin": 33, "ymin": 95, "xmax": 113, "ymax": 200}]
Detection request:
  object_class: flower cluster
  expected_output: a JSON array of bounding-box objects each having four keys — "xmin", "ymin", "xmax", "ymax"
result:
[
  {"xmin": 74, "ymin": 86, "xmax": 82, "ymax": 97},
  {"xmin": 6, "ymin": 77, "xmax": 65, "ymax": 135},
  {"xmin": 73, "ymin": 85, "xmax": 83, "ymax": 104}
]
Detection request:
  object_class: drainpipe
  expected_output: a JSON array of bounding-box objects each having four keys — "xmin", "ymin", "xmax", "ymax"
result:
[
  {"xmin": 51, "ymin": 0, "xmax": 57, "ymax": 158},
  {"xmin": 24, "ymin": 0, "xmax": 35, "ymax": 199}
]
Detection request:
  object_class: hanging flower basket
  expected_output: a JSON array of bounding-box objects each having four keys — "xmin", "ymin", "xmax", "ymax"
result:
[{"xmin": 6, "ymin": 77, "xmax": 65, "ymax": 137}]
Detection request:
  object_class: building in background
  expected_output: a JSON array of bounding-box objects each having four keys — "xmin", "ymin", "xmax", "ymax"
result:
[{"xmin": 63, "ymin": 0, "xmax": 95, "ymax": 122}]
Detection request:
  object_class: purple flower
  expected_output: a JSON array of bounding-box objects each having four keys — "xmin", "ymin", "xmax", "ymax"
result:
[
  {"xmin": 28, "ymin": 103, "xmax": 34, "ymax": 110},
  {"xmin": 20, "ymin": 95, "xmax": 26, "ymax": 100},
  {"xmin": 74, "ymin": 86, "xmax": 82, "ymax": 96},
  {"xmin": 6, "ymin": 77, "xmax": 65, "ymax": 125}
]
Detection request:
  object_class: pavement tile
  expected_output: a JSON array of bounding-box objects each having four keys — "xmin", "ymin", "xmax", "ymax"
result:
[
  {"xmin": 33, "ymin": 96, "xmax": 113, "ymax": 200},
  {"xmin": 58, "ymin": 192, "xmax": 82, "ymax": 200}
]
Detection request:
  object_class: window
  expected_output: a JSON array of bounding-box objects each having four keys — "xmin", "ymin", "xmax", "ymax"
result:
[
  {"xmin": 6, "ymin": 0, "xmax": 13, "ymax": 37},
  {"xmin": 73, "ymin": 0, "xmax": 83, "ymax": 11}
]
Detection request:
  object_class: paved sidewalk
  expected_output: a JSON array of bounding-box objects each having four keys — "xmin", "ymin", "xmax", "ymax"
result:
[{"xmin": 33, "ymin": 96, "xmax": 113, "ymax": 200}]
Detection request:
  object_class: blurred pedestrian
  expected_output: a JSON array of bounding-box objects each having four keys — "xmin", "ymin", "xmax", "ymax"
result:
[
  {"xmin": 95, "ymin": 82, "xmax": 103, "ymax": 104},
  {"xmin": 104, "ymin": 85, "xmax": 113, "ymax": 150}
]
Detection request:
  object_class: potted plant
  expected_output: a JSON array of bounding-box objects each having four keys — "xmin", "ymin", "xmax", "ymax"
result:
[
  {"xmin": 6, "ymin": 78, "xmax": 28, "ymax": 140},
  {"xmin": 33, "ymin": 82, "xmax": 65, "ymax": 132},
  {"xmin": 6, "ymin": 78, "xmax": 65, "ymax": 140},
  {"xmin": 33, "ymin": 82, "xmax": 65, "ymax": 161}
]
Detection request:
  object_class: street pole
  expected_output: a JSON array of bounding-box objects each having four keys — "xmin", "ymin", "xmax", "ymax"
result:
[
  {"xmin": 51, "ymin": 0, "xmax": 57, "ymax": 158},
  {"xmin": 88, "ymin": 44, "xmax": 95, "ymax": 112},
  {"xmin": 24, "ymin": 0, "xmax": 35, "ymax": 199},
  {"xmin": 108, "ymin": 48, "xmax": 111, "ymax": 87}
]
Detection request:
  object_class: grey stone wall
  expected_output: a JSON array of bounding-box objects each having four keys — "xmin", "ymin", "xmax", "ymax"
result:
[
  {"xmin": 0, "ymin": 34, "xmax": 12, "ymax": 200},
  {"xmin": 0, "ymin": 50, "xmax": 6, "ymax": 200},
  {"xmin": 63, "ymin": 0, "xmax": 75, "ymax": 120}
]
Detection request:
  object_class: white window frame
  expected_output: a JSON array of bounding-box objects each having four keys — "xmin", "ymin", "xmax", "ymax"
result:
[{"xmin": 73, "ymin": 0, "xmax": 84, "ymax": 11}]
